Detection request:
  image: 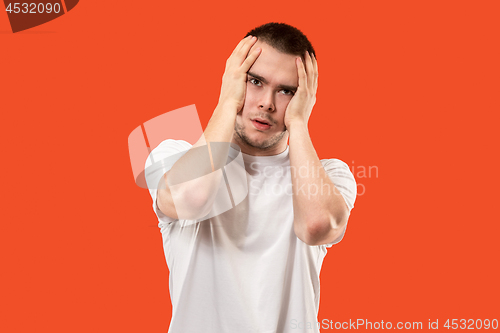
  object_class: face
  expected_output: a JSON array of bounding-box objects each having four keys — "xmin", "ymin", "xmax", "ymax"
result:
[{"xmin": 233, "ymin": 41, "xmax": 299, "ymax": 155}]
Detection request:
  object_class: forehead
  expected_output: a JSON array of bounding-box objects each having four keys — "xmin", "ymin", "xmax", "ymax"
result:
[{"xmin": 248, "ymin": 41, "xmax": 299, "ymax": 86}]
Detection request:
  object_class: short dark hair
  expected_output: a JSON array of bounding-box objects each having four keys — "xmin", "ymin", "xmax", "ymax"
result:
[{"xmin": 244, "ymin": 22, "xmax": 316, "ymax": 59}]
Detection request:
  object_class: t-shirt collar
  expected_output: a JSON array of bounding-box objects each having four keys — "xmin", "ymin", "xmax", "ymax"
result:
[{"xmin": 228, "ymin": 143, "xmax": 289, "ymax": 166}]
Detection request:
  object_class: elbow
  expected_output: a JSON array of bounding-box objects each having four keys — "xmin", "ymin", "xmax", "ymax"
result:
[
  {"xmin": 167, "ymin": 170, "xmax": 222, "ymax": 220},
  {"xmin": 173, "ymin": 187, "xmax": 214, "ymax": 220},
  {"xmin": 305, "ymin": 218, "xmax": 335, "ymax": 246},
  {"xmin": 297, "ymin": 211, "xmax": 348, "ymax": 246}
]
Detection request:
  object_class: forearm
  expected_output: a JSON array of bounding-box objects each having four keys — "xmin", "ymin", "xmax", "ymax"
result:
[
  {"xmin": 169, "ymin": 102, "xmax": 236, "ymax": 180},
  {"xmin": 159, "ymin": 103, "xmax": 237, "ymax": 219},
  {"xmin": 288, "ymin": 121, "xmax": 349, "ymax": 245},
  {"xmin": 157, "ymin": 35, "xmax": 260, "ymax": 219}
]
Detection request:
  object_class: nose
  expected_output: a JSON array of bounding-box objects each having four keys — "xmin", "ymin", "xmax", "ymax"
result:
[{"xmin": 258, "ymin": 89, "xmax": 275, "ymax": 112}]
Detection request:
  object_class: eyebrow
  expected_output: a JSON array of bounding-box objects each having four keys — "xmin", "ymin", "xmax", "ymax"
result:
[{"xmin": 248, "ymin": 71, "xmax": 297, "ymax": 92}]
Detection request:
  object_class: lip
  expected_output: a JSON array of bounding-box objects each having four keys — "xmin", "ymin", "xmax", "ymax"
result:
[
  {"xmin": 253, "ymin": 117, "xmax": 271, "ymax": 125},
  {"xmin": 251, "ymin": 118, "xmax": 272, "ymax": 131}
]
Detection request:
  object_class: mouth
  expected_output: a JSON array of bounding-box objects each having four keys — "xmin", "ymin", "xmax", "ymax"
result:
[{"xmin": 251, "ymin": 117, "xmax": 272, "ymax": 131}]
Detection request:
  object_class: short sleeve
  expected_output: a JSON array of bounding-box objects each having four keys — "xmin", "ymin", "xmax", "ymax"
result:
[
  {"xmin": 320, "ymin": 158, "xmax": 357, "ymax": 247},
  {"xmin": 144, "ymin": 139, "xmax": 192, "ymax": 228}
]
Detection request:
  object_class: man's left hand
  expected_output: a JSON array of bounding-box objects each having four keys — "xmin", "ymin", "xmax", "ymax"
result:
[{"xmin": 284, "ymin": 51, "xmax": 318, "ymax": 130}]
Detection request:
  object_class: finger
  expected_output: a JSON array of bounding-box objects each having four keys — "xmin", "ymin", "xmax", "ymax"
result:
[
  {"xmin": 231, "ymin": 35, "xmax": 253, "ymax": 58},
  {"xmin": 296, "ymin": 57, "xmax": 307, "ymax": 93},
  {"xmin": 227, "ymin": 36, "xmax": 255, "ymax": 70},
  {"xmin": 304, "ymin": 52, "xmax": 315, "ymax": 91},
  {"xmin": 310, "ymin": 53, "xmax": 319, "ymax": 93},
  {"xmin": 241, "ymin": 47, "xmax": 262, "ymax": 72},
  {"xmin": 311, "ymin": 52, "xmax": 318, "ymax": 73},
  {"xmin": 236, "ymin": 36, "xmax": 258, "ymax": 62}
]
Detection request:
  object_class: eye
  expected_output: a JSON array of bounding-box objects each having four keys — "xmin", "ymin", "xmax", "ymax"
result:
[
  {"xmin": 249, "ymin": 78, "xmax": 262, "ymax": 86},
  {"xmin": 279, "ymin": 89, "xmax": 295, "ymax": 96}
]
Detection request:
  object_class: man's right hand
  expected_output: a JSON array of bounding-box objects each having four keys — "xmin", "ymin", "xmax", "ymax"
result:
[
  {"xmin": 157, "ymin": 36, "xmax": 261, "ymax": 220},
  {"xmin": 218, "ymin": 35, "xmax": 262, "ymax": 113}
]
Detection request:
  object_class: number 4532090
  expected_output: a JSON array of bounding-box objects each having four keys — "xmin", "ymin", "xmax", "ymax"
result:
[
  {"xmin": 6, "ymin": 3, "xmax": 62, "ymax": 14},
  {"xmin": 444, "ymin": 319, "xmax": 498, "ymax": 329}
]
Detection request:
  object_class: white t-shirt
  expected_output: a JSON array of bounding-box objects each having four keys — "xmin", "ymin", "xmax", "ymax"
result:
[{"xmin": 145, "ymin": 139, "xmax": 357, "ymax": 333}]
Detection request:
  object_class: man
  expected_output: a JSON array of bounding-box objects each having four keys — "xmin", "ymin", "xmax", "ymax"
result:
[{"xmin": 145, "ymin": 22, "xmax": 357, "ymax": 332}]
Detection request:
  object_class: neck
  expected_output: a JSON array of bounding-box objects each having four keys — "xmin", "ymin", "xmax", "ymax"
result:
[{"xmin": 230, "ymin": 133, "xmax": 289, "ymax": 156}]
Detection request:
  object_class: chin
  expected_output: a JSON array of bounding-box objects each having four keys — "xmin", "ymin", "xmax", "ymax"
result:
[
  {"xmin": 235, "ymin": 117, "xmax": 286, "ymax": 149},
  {"xmin": 240, "ymin": 130, "xmax": 287, "ymax": 150}
]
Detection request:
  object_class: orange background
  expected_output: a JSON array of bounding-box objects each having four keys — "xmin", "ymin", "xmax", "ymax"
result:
[{"xmin": 1, "ymin": 1, "xmax": 499, "ymax": 331}]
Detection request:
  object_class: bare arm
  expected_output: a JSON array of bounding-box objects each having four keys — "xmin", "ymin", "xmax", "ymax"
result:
[
  {"xmin": 288, "ymin": 122, "xmax": 350, "ymax": 245},
  {"xmin": 157, "ymin": 36, "xmax": 262, "ymax": 219},
  {"xmin": 285, "ymin": 52, "xmax": 350, "ymax": 245}
]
